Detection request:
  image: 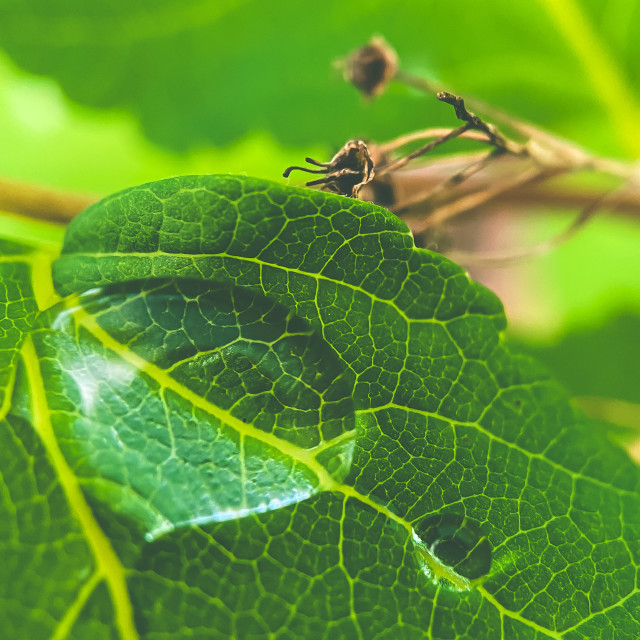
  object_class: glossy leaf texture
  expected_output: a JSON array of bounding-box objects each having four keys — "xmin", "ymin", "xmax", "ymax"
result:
[
  {"xmin": 0, "ymin": 0, "xmax": 637, "ymax": 153},
  {"xmin": 16, "ymin": 174, "xmax": 634, "ymax": 639}
]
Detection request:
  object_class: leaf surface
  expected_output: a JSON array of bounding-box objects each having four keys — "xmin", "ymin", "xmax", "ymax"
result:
[
  {"xmin": 0, "ymin": 234, "xmax": 58, "ymax": 412},
  {"xmin": 22, "ymin": 175, "xmax": 636, "ymax": 638},
  {"xmin": 0, "ymin": 219, "xmax": 107, "ymax": 639}
]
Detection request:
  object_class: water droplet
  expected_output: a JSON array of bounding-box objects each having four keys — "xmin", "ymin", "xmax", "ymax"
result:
[
  {"xmin": 30, "ymin": 279, "xmax": 356, "ymax": 539},
  {"xmin": 412, "ymin": 514, "xmax": 491, "ymax": 590}
]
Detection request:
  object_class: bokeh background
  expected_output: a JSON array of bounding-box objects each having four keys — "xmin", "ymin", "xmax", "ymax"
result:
[{"xmin": 0, "ymin": 0, "xmax": 638, "ymax": 440}]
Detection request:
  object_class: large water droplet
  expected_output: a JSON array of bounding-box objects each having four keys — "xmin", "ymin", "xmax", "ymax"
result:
[
  {"xmin": 412, "ymin": 514, "xmax": 491, "ymax": 590},
  {"xmin": 29, "ymin": 279, "xmax": 356, "ymax": 539}
]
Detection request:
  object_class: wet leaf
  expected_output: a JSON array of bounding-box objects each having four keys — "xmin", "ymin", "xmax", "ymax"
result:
[
  {"xmin": 33, "ymin": 280, "xmax": 356, "ymax": 539},
  {"xmin": 2, "ymin": 176, "xmax": 640, "ymax": 638}
]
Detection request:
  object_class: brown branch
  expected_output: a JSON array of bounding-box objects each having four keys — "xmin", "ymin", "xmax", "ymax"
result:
[
  {"xmin": 394, "ymin": 69, "xmax": 584, "ymax": 158},
  {"xmin": 361, "ymin": 155, "xmax": 640, "ymax": 222},
  {"xmin": 377, "ymin": 128, "xmax": 492, "ymax": 154},
  {"xmin": 376, "ymin": 123, "xmax": 473, "ymax": 175},
  {"xmin": 0, "ymin": 177, "xmax": 97, "ymax": 224},
  {"xmin": 392, "ymin": 149, "xmax": 505, "ymax": 213},
  {"xmin": 336, "ymin": 41, "xmax": 640, "ymax": 264},
  {"xmin": 442, "ymin": 177, "xmax": 630, "ymax": 267},
  {"xmin": 435, "ymin": 91, "xmax": 525, "ymax": 156},
  {"xmin": 412, "ymin": 166, "xmax": 563, "ymax": 233}
]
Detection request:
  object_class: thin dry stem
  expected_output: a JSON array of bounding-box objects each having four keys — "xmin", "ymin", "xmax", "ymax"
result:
[
  {"xmin": 0, "ymin": 177, "xmax": 96, "ymax": 224},
  {"xmin": 393, "ymin": 149, "xmax": 504, "ymax": 213},
  {"xmin": 377, "ymin": 124, "xmax": 472, "ymax": 175},
  {"xmin": 444, "ymin": 175, "xmax": 632, "ymax": 267},
  {"xmin": 378, "ymin": 128, "xmax": 492, "ymax": 154},
  {"xmin": 411, "ymin": 165, "xmax": 559, "ymax": 234}
]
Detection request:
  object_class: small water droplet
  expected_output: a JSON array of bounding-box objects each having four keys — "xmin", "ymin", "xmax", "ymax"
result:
[{"xmin": 412, "ymin": 514, "xmax": 491, "ymax": 590}]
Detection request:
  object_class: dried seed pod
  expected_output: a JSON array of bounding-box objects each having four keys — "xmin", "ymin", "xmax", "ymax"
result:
[
  {"xmin": 341, "ymin": 36, "xmax": 398, "ymax": 98},
  {"xmin": 283, "ymin": 140, "xmax": 375, "ymax": 197}
]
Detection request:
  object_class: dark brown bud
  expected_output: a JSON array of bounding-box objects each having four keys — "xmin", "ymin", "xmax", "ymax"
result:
[{"xmin": 341, "ymin": 37, "xmax": 398, "ymax": 98}]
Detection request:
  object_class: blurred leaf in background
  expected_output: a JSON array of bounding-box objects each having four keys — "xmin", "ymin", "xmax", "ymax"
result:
[
  {"xmin": 0, "ymin": 1, "xmax": 638, "ymax": 427},
  {"xmin": 1, "ymin": 0, "xmax": 639, "ymax": 155},
  {"xmin": 509, "ymin": 310, "xmax": 640, "ymax": 455},
  {"xmin": 519, "ymin": 312, "xmax": 640, "ymax": 404},
  {"xmin": 0, "ymin": 50, "xmax": 322, "ymax": 194}
]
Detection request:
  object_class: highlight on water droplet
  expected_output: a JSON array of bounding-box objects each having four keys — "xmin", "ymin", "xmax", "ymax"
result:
[{"xmin": 411, "ymin": 513, "xmax": 491, "ymax": 591}]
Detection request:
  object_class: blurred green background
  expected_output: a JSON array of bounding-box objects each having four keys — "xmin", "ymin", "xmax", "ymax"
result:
[{"xmin": 0, "ymin": 0, "xmax": 638, "ymax": 436}]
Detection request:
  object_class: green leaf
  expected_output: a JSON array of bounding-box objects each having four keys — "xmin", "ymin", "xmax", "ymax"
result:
[
  {"xmin": 14, "ymin": 174, "xmax": 632, "ymax": 638},
  {"xmin": 0, "ymin": 224, "xmax": 60, "ymax": 413},
  {"xmin": 0, "ymin": 238, "xmax": 38, "ymax": 411},
  {"xmin": 1, "ymin": 0, "xmax": 637, "ymax": 155},
  {"xmin": 0, "ymin": 359, "xmax": 111, "ymax": 640},
  {"xmin": 0, "ymin": 219, "xmax": 104, "ymax": 639}
]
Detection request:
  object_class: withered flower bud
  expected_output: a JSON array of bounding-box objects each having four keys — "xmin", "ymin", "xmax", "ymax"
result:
[
  {"xmin": 341, "ymin": 37, "xmax": 398, "ymax": 98},
  {"xmin": 283, "ymin": 140, "xmax": 375, "ymax": 197}
]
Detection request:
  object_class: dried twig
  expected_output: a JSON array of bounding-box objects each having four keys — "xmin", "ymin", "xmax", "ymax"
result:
[
  {"xmin": 393, "ymin": 148, "xmax": 505, "ymax": 214},
  {"xmin": 445, "ymin": 172, "xmax": 636, "ymax": 267},
  {"xmin": 292, "ymin": 38, "xmax": 640, "ymax": 265},
  {"xmin": 0, "ymin": 177, "xmax": 96, "ymax": 224},
  {"xmin": 414, "ymin": 165, "xmax": 562, "ymax": 232},
  {"xmin": 378, "ymin": 128, "xmax": 492, "ymax": 154},
  {"xmin": 376, "ymin": 123, "xmax": 473, "ymax": 175}
]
